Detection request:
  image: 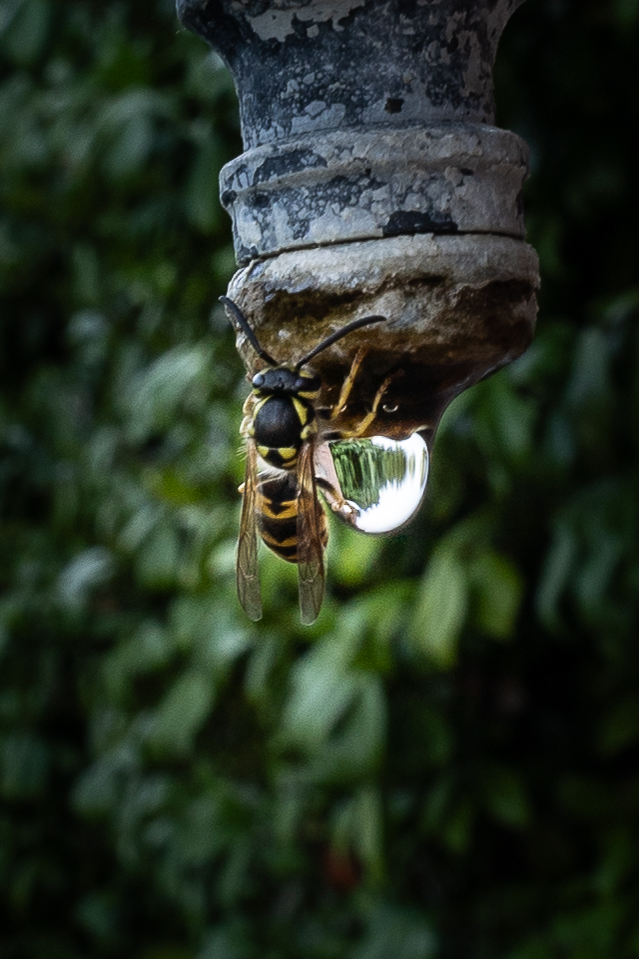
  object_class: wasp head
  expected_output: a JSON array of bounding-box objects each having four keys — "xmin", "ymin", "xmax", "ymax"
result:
[{"xmin": 252, "ymin": 367, "xmax": 321, "ymax": 398}]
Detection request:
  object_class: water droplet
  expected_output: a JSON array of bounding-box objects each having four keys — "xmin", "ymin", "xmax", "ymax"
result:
[{"xmin": 322, "ymin": 433, "xmax": 429, "ymax": 534}]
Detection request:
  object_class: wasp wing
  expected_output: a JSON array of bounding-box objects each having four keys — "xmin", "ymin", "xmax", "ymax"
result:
[
  {"xmin": 237, "ymin": 439, "xmax": 263, "ymax": 621},
  {"xmin": 296, "ymin": 441, "xmax": 326, "ymax": 625}
]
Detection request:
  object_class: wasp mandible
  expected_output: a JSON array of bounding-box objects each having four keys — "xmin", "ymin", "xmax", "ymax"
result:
[{"xmin": 221, "ymin": 296, "xmax": 394, "ymax": 625}]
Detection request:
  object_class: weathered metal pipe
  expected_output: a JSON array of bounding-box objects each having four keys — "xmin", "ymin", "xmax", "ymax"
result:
[{"xmin": 178, "ymin": 0, "xmax": 539, "ymax": 442}]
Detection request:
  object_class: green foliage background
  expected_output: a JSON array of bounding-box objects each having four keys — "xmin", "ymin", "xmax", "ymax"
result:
[{"xmin": 2, "ymin": 0, "xmax": 639, "ymax": 956}]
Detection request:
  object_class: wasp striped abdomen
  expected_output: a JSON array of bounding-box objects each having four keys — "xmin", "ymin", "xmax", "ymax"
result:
[{"xmin": 256, "ymin": 473, "xmax": 328, "ymax": 564}]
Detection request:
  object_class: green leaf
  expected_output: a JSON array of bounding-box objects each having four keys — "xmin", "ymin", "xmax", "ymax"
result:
[
  {"xmin": 56, "ymin": 546, "xmax": 113, "ymax": 611},
  {"xmin": 597, "ymin": 696, "xmax": 639, "ymax": 756},
  {"xmin": 329, "ymin": 518, "xmax": 384, "ymax": 587},
  {"xmin": 332, "ymin": 786, "xmax": 384, "ymax": 881},
  {"xmin": 135, "ymin": 522, "xmax": 180, "ymax": 589},
  {"xmin": 0, "ymin": 731, "xmax": 49, "ymax": 800},
  {"xmin": 278, "ymin": 643, "xmax": 386, "ymax": 781},
  {"xmin": 470, "ymin": 549, "xmax": 524, "ymax": 640},
  {"xmin": 442, "ymin": 799, "xmax": 474, "ymax": 854},
  {"xmin": 409, "ymin": 546, "xmax": 468, "ymax": 666},
  {"xmin": 353, "ymin": 904, "xmax": 436, "ymax": 959},
  {"xmin": 185, "ymin": 139, "xmax": 225, "ymax": 232},
  {"xmin": 481, "ymin": 764, "xmax": 530, "ymax": 828},
  {"xmin": 536, "ymin": 523, "xmax": 577, "ymax": 632},
  {"xmin": 0, "ymin": 0, "xmax": 51, "ymax": 65},
  {"xmin": 148, "ymin": 670, "xmax": 214, "ymax": 757}
]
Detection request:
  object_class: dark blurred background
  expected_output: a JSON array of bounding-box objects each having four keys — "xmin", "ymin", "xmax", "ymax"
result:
[{"xmin": 1, "ymin": 1, "xmax": 639, "ymax": 956}]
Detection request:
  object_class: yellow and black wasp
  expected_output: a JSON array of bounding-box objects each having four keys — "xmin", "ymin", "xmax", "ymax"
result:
[{"xmin": 221, "ymin": 296, "xmax": 394, "ymax": 625}]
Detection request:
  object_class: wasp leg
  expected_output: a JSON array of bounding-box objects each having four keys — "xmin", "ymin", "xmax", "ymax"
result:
[
  {"xmin": 347, "ymin": 371, "xmax": 397, "ymax": 438},
  {"xmin": 330, "ymin": 347, "xmax": 369, "ymax": 418}
]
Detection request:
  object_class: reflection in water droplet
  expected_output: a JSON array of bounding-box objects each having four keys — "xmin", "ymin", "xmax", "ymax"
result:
[{"xmin": 327, "ymin": 433, "xmax": 429, "ymax": 534}]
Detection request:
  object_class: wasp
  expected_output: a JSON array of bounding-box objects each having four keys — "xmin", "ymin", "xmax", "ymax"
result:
[{"xmin": 221, "ymin": 295, "xmax": 394, "ymax": 625}]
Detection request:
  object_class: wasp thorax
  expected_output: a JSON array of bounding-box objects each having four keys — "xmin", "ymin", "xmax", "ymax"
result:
[{"xmin": 253, "ymin": 396, "xmax": 306, "ymax": 449}]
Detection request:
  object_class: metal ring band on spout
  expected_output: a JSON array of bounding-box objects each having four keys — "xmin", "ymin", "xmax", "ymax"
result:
[{"xmin": 220, "ymin": 124, "xmax": 529, "ymax": 263}]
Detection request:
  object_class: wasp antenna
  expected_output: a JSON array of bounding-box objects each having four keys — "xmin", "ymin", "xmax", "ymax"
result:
[
  {"xmin": 295, "ymin": 314, "xmax": 387, "ymax": 369},
  {"xmin": 220, "ymin": 296, "xmax": 279, "ymax": 366}
]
